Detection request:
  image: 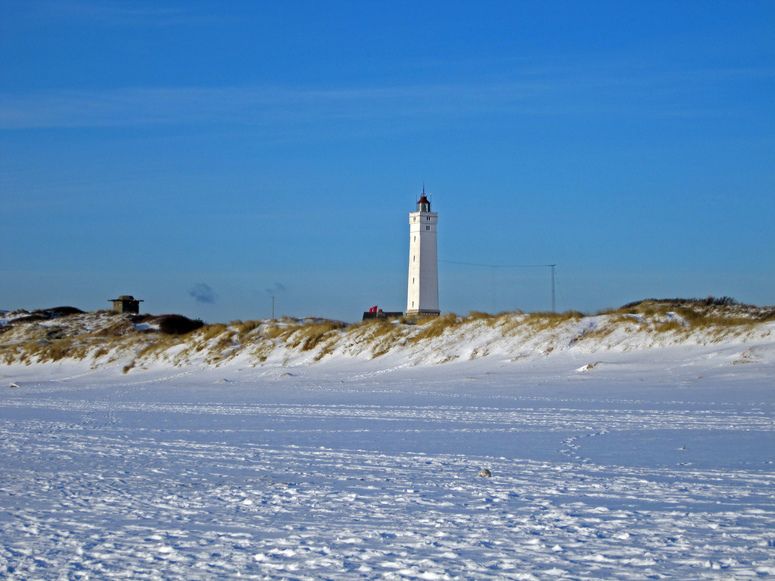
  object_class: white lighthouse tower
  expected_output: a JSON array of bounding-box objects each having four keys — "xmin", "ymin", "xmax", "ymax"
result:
[{"xmin": 406, "ymin": 189, "xmax": 440, "ymax": 316}]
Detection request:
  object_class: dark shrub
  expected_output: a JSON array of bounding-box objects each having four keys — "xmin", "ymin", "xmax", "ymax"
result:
[
  {"xmin": 48, "ymin": 306, "xmax": 84, "ymax": 316},
  {"xmin": 11, "ymin": 307, "xmax": 83, "ymax": 323},
  {"xmin": 755, "ymin": 307, "xmax": 775, "ymax": 322},
  {"xmin": 10, "ymin": 314, "xmax": 48, "ymax": 323},
  {"xmin": 621, "ymin": 297, "xmax": 738, "ymax": 309},
  {"xmin": 45, "ymin": 328, "xmax": 66, "ymax": 340},
  {"xmin": 94, "ymin": 321, "xmax": 137, "ymax": 337},
  {"xmin": 129, "ymin": 314, "xmax": 154, "ymax": 324},
  {"xmin": 704, "ymin": 296, "xmax": 738, "ymax": 306},
  {"xmin": 155, "ymin": 314, "xmax": 205, "ymax": 335}
]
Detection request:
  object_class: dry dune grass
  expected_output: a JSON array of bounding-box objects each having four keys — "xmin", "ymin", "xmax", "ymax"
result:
[
  {"xmin": 204, "ymin": 332, "xmax": 240, "ymax": 364},
  {"xmin": 234, "ymin": 320, "xmax": 262, "ymax": 340},
  {"xmin": 253, "ymin": 319, "xmax": 347, "ymax": 353},
  {"xmin": 672, "ymin": 309, "xmax": 757, "ymax": 329},
  {"xmin": 250, "ymin": 343, "xmax": 274, "ymax": 363},
  {"xmin": 612, "ymin": 298, "xmax": 775, "ymax": 326},
  {"xmin": 313, "ymin": 337, "xmax": 340, "ymax": 361},
  {"xmin": 344, "ymin": 318, "xmax": 380, "ymax": 332},
  {"xmin": 496, "ymin": 310, "xmax": 584, "ymax": 337},
  {"xmin": 136, "ymin": 334, "xmax": 180, "ymax": 360},
  {"xmin": 290, "ymin": 321, "xmax": 346, "ymax": 351},
  {"xmin": 260, "ymin": 324, "xmax": 288, "ymax": 341},
  {"xmin": 1, "ymin": 345, "xmax": 22, "ymax": 365},
  {"xmin": 341, "ymin": 319, "xmax": 394, "ymax": 355},
  {"xmin": 526, "ymin": 310, "xmax": 586, "ymax": 323},
  {"xmin": 198, "ymin": 324, "xmax": 228, "ymax": 342},
  {"xmin": 93, "ymin": 321, "xmax": 136, "ymax": 337},
  {"xmin": 572, "ymin": 314, "xmax": 636, "ymax": 343},
  {"xmin": 600, "ymin": 299, "xmax": 775, "ymax": 336},
  {"xmin": 367, "ymin": 321, "xmax": 407, "ymax": 357},
  {"xmin": 409, "ymin": 313, "xmax": 463, "ymax": 342},
  {"xmin": 91, "ymin": 343, "xmax": 113, "ymax": 360},
  {"xmin": 465, "ymin": 311, "xmax": 505, "ymax": 327},
  {"xmin": 15, "ymin": 335, "xmax": 104, "ymax": 364},
  {"xmin": 27, "ymin": 338, "xmax": 74, "ymax": 362},
  {"xmin": 466, "ymin": 311, "xmax": 496, "ymax": 321},
  {"xmin": 358, "ymin": 318, "xmax": 400, "ymax": 337},
  {"xmin": 652, "ymin": 319, "xmax": 686, "ymax": 334}
]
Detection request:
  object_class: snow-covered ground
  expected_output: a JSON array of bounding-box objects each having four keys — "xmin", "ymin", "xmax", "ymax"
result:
[{"xmin": 1, "ymin": 326, "xmax": 775, "ymax": 579}]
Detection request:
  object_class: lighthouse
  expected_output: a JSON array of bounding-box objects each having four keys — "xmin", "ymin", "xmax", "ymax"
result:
[{"xmin": 406, "ymin": 189, "xmax": 440, "ymax": 316}]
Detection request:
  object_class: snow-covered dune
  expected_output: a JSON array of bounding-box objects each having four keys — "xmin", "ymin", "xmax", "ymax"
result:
[{"xmin": 2, "ymin": 302, "xmax": 774, "ymax": 374}]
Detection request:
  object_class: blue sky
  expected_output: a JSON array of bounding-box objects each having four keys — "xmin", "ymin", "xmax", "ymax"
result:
[{"xmin": 2, "ymin": 0, "xmax": 774, "ymax": 322}]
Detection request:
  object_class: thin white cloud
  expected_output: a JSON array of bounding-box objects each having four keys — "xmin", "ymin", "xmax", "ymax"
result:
[
  {"xmin": 13, "ymin": 0, "xmax": 218, "ymax": 27},
  {"xmin": 0, "ymin": 84, "xmax": 525, "ymax": 129},
  {"xmin": 0, "ymin": 65, "xmax": 771, "ymax": 130}
]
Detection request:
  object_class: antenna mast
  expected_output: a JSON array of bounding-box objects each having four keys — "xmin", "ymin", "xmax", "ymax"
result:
[{"xmin": 550, "ymin": 265, "xmax": 556, "ymax": 313}]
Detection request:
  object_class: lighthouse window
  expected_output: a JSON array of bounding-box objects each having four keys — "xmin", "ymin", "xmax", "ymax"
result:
[
  {"xmin": 413, "ymin": 255, "xmax": 415, "ymax": 262},
  {"xmin": 412, "ymin": 278, "xmax": 415, "ymax": 284},
  {"xmin": 413, "ymin": 236, "xmax": 416, "ymax": 241},
  {"xmin": 426, "ymin": 226, "xmax": 430, "ymax": 231}
]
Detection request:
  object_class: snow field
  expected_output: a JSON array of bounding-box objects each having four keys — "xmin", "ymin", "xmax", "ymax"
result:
[{"xmin": 1, "ymin": 336, "xmax": 774, "ymax": 579}]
